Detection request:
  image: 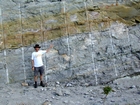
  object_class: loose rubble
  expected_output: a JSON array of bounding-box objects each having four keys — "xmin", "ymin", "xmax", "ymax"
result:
[{"xmin": 0, "ymin": 75, "xmax": 140, "ymax": 105}]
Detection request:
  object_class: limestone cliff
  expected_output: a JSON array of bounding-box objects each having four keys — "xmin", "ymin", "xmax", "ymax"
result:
[{"xmin": 0, "ymin": 0, "xmax": 140, "ymax": 84}]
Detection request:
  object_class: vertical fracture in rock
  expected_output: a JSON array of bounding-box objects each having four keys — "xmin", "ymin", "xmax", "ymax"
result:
[
  {"xmin": 109, "ymin": 28, "xmax": 118, "ymax": 77},
  {"xmin": 19, "ymin": 4, "xmax": 26, "ymax": 82},
  {"xmin": 0, "ymin": 8, "xmax": 9, "ymax": 83},
  {"xmin": 89, "ymin": 33, "xmax": 98, "ymax": 85}
]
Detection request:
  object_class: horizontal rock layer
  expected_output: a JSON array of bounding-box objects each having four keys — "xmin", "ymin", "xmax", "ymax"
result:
[
  {"xmin": 0, "ymin": 23, "xmax": 140, "ymax": 84},
  {"xmin": 0, "ymin": 0, "xmax": 140, "ymax": 84},
  {"xmin": 0, "ymin": 0, "xmax": 140, "ymax": 49}
]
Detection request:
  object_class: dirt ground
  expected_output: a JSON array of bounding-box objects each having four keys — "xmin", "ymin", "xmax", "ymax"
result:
[{"xmin": 0, "ymin": 76, "xmax": 140, "ymax": 105}]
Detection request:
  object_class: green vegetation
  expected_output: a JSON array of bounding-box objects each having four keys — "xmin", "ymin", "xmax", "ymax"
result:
[{"xmin": 103, "ymin": 86, "xmax": 113, "ymax": 105}]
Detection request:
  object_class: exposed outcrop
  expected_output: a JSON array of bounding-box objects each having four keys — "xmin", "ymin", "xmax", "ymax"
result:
[
  {"xmin": 0, "ymin": 0, "xmax": 140, "ymax": 49},
  {"xmin": 0, "ymin": 0, "xmax": 140, "ymax": 84}
]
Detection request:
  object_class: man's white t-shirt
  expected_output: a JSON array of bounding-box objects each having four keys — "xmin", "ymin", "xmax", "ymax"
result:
[{"xmin": 31, "ymin": 50, "xmax": 46, "ymax": 67}]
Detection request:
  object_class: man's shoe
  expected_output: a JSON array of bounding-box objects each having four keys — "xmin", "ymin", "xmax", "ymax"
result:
[
  {"xmin": 40, "ymin": 81, "xmax": 45, "ymax": 87},
  {"xmin": 34, "ymin": 82, "xmax": 37, "ymax": 88}
]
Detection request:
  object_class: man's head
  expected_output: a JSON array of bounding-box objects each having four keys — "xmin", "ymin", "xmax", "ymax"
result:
[{"xmin": 34, "ymin": 44, "xmax": 41, "ymax": 52}]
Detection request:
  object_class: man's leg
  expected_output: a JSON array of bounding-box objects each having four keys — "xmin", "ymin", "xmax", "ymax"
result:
[
  {"xmin": 39, "ymin": 66, "xmax": 45, "ymax": 87},
  {"xmin": 34, "ymin": 67, "xmax": 38, "ymax": 88},
  {"xmin": 34, "ymin": 76, "xmax": 38, "ymax": 82},
  {"xmin": 40, "ymin": 75, "xmax": 43, "ymax": 81},
  {"xmin": 40, "ymin": 75, "xmax": 45, "ymax": 87}
]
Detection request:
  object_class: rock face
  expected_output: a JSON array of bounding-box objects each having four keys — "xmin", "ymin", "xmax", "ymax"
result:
[
  {"xmin": 0, "ymin": 22, "xmax": 140, "ymax": 84},
  {"xmin": 0, "ymin": 0, "xmax": 140, "ymax": 49},
  {"xmin": 40, "ymin": 23, "xmax": 140, "ymax": 84},
  {"xmin": 0, "ymin": 0, "xmax": 140, "ymax": 84}
]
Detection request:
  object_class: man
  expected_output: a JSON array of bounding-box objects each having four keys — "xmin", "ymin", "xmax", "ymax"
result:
[{"xmin": 31, "ymin": 44, "xmax": 53, "ymax": 88}]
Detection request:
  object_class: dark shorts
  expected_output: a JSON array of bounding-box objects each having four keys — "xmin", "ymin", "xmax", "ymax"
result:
[{"xmin": 34, "ymin": 66, "xmax": 44, "ymax": 76}]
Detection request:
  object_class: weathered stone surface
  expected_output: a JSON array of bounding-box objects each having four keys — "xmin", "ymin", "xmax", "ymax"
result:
[
  {"xmin": 0, "ymin": 0, "xmax": 140, "ymax": 84},
  {"xmin": 0, "ymin": 22, "xmax": 139, "ymax": 84},
  {"xmin": 0, "ymin": 0, "xmax": 140, "ymax": 49},
  {"xmin": 0, "ymin": 70, "xmax": 7, "ymax": 83}
]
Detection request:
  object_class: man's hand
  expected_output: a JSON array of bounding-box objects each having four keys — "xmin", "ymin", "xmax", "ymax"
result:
[
  {"xmin": 32, "ymin": 67, "xmax": 34, "ymax": 71},
  {"xmin": 46, "ymin": 44, "xmax": 54, "ymax": 52},
  {"xmin": 50, "ymin": 44, "xmax": 54, "ymax": 49}
]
